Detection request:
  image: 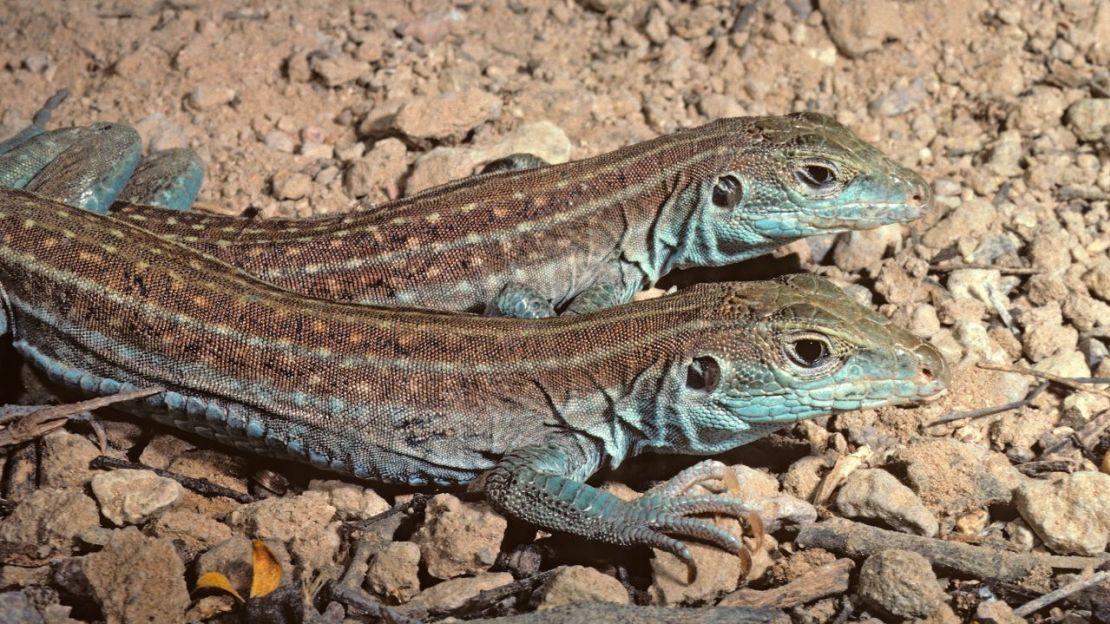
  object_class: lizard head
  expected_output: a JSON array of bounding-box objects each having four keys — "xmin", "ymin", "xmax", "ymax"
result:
[
  {"xmin": 651, "ymin": 275, "xmax": 947, "ymax": 455},
  {"xmin": 673, "ymin": 112, "xmax": 930, "ymax": 267}
]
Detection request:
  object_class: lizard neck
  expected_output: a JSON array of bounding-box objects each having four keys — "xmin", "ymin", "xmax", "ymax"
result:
[{"xmin": 621, "ymin": 176, "xmax": 779, "ymax": 287}]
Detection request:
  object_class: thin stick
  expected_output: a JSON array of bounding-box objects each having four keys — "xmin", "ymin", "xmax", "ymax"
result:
[
  {"xmin": 928, "ymin": 262, "xmax": 1040, "ymax": 275},
  {"xmin": 976, "ymin": 363, "xmax": 1110, "ymax": 400},
  {"xmin": 0, "ymin": 387, "xmax": 163, "ymax": 449},
  {"xmin": 928, "ymin": 382, "xmax": 1049, "ymax": 426},
  {"xmin": 1013, "ymin": 569, "xmax": 1110, "ymax": 617}
]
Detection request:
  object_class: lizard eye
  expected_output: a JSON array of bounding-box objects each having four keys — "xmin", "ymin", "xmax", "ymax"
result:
[
  {"xmin": 783, "ymin": 336, "xmax": 832, "ymax": 369},
  {"xmin": 686, "ymin": 356, "xmax": 721, "ymax": 392},
  {"xmin": 712, "ymin": 175, "xmax": 743, "ymax": 207},
  {"xmin": 794, "ymin": 163, "xmax": 838, "ymax": 191}
]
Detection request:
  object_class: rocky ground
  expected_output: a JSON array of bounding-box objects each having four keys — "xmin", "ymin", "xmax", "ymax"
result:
[{"xmin": 0, "ymin": 0, "xmax": 1109, "ymax": 622}]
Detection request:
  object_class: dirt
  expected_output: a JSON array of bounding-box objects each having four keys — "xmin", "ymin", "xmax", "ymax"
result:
[{"xmin": 1, "ymin": 0, "xmax": 1109, "ymax": 622}]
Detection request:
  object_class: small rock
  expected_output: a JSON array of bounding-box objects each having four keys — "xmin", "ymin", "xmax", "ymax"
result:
[
  {"xmin": 820, "ymin": 0, "xmax": 906, "ymax": 58},
  {"xmin": 187, "ymin": 85, "xmax": 236, "ymax": 110},
  {"xmin": 22, "ymin": 53, "xmax": 50, "ymax": 73},
  {"xmin": 412, "ymin": 494, "xmax": 506, "ymax": 580},
  {"xmin": 896, "ymin": 438, "xmax": 1024, "ymax": 518},
  {"xmin": 1032, "ymin": 349, "xmax": 1091, "ymax": 379},
  {"xmin": 857, "ymin": 549, "xmax": 945, "ymax": 619},
  {"xmin": 311, "ymin": 54, "xmax": 370, "ymax": 87},
  {"xmin": 137, "ymin": 433, "xmax": 195, "ymax": 469},
  {"xmin": 133, "ymin": 113, "xmax": 190, "ymax": 152},
  {"xmin": 537, "ymin": 566, "xmax": 629, "ymax": 610},
  {"xmin": 396, "ymin": 11, "xmax": 459, "ymax": 44},
  {"xmin": 39, "ymin": 430, "xmax": 101, "ymax": 488},
  {"xmin": 307, "ymin": 479, "xmax": 390, "ymax": 521},
  {"xmin": 1067, "ymin": 98, "xmax": 1110, "ymax": 142},
  {"xmin": 1014, "ymin": 471, "xmax": 1110, "ymax": 555},
  {"xmin": 976, "ymin": 599, "xmax": 1028, "ymax": 624},
  {"xmin": 393, "ymin": 88, "xmax": 502, "ymax": 142},
  {"xmin": 1022, "ymin": 303, "xmax": 1078, "ymax": 362},
  {"xmin": 0, "ymin": 591, "xmax": 43, "ymax": 624},
  {"xmin": 82, "ymin": 528, "xmax": 190, "ymax": 624},
  {"xmin": 406, "ymin": 121, "xmax": 570, "ymax": 193},
  {"xmin": 728, "ymin": 465, "xmax": 781, "ymax": 500},
  {"xmin": 344, "ymin": 138, "xmax": 407, "ymax": 201},
  {"xmin": 366, "ymin": 542, "xmax": 421, "ymax": 604},
  {"xmin": 0, "ymin": 488, "xmax": 99, "ymax": 552},
  {"xmin": 832, "ymin": 223, "xmax": 904, "ymax": 272},
  {"xmin": 150, "ymin": 511, "xmax": 234, "ymax": 559},
  {"xmin": 271, "ymin": 171, "xmax": 313, "ymax": 200},
  {"xmin": 783, "ymin": 454, "xmax": 832, "ymax": 501},
  {"xmin": 836, "ymin": 469, "xmax": 940, "ymax": 536},
  {"xmin": 262, "ymin": 130, "xmax": 296, "ymax": 153},
  {"xmin": 650, "ymin": 516, "xmax": 746, "ymax": 605},
  {"xmin": 91, "ymin": 469, "xmax": 183, "ymax": 526},
  {"xmin": 299, "ymin": 142, "xmax": 334, "ymax": 160},
  {"xmin": 868, "ymin": 78, "xmax": 927, "ymax": 117},
  {"xmin": 229, "ymin": 490, "xmax": 341, "ymax": 572},
  {"xmin": 402, "ymin": 572, "xmax": 513, "ymax": 612},
  {"xmin": 985, "ymin": 130, "xmax": 1024, "ymax": 177}
]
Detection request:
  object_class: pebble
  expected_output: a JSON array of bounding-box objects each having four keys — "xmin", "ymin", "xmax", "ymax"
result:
[
  {"xmin": 310, "ymin": 54, "xmax": 370, "ymax": 87},
  {"xmin": 0, "ymin": 591, "xmax": 43, "ymax": 624},
  {"xmin": 856, "ymin": 549, "xmax": 945, "ymax": 619},
  {"xmin": 412, "ymin": 494, "xmax": 506, "ymax": 580},
  {"xmin": 307, "ymin": 479, "xmax": 390, "ymax": 521},
  {"xmin": 39, "ymin": 430, "xmax": 100, "ymax": 488},
  {"xmin": 537, "ymin": 566, "xmax": 629, "ymax": 610},
  {"xmin": 262, "ymin": 129, "xmax": 296, "ymax": 153},
  {"xmin": 650, "ymin": 516, "xmax": 746, "ymax": 605},
  {"xmin": 228, "ymin": 490, "xmax": 341, "ymax": 572},
  {"xmin": 271, "ymin": 171, "xmax": 313, "ymax": 200},
  {"xmin": 344, "ymin": 137, "xmax": 407, "ymax": 201},
  {"xmin": 187, "ymin": 85, "xmax": 236, "ymax": 110},
  {"xmin": 401, "ymin": 572, "xmax": 513, "ymax": 613},
  {"xmin": 366, "ymin": 541, "xmax": 422, "ymax": 604},
  {"xmin": 149, "ymin": 510, "xmax": 234, "ymax": 559},
  {"xmin": 90, "ymin": 469, "xmax": 183, "ymax": 526},
  {"xmin": 406, "ymin": 121, "xmax": 570, "ymax": 194},
  {"xmin": 896, "ymin": 439, "xmax": 1024, "ymax": 520},
  {"xmin": 1014, "ymin": 471, "xmax": 1110, "ymax": 555},
  {"xmin": 820, "ymin": 0, "xmax": 906, "ymax": 58},
  {"xmin": 22, "ymin": 53, "xmax": 50, "ymax": 73},
  {"xmin": 80, "ymin": 528, "xmax": 190, "ymax": 624},
  {"xmin": 392, "ymin": 88, "xmax": 502, "ymax": 142},
  {"xmin": 836, "ymin": 468, "xmax": 940, "ymax": 536},
  {"xmin": 1066, "ymin": 98, "xmax": 1110, "ymax": 142},
  {"xmin": 0, "ymin": 487, "xmax": 100, "ymax": 552}
]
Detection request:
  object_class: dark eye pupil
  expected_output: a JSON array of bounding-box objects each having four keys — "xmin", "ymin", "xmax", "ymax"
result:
[
  {"xmin": 791, "ymin": 339, "xmax": 828, "ymax": 367},
  {"xmin": 797, "ymin": 165, "xmax": 835, "ymax": 188},
  {"xmin": 686, "ymin": 356, "xmax": 721, "ymax": 392},
  {"xmin": 712, "ymin": 175, "xmax": 743, "ymax": 207}
]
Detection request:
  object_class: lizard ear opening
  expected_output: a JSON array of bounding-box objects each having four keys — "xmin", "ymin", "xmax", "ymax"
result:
[{"xmin": 686, "ymin": 356, "xmax": 721, "ymax": 393}]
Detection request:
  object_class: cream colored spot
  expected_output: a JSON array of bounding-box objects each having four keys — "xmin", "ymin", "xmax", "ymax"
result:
[
  {"xmin": 43, "ymin": 238, "xmax": 57, "ymax": 249},
  {"xmin": 311, "ymin": 320, "xmax": 327, "ymax": 333},
  {"xmin": 22, "ymin": 219, "xmax": 35, "ymax": 228},
  {"xmin": 78, "ymin": 251, "xmax": 103, "ymax": 264},
  {"xmin": 405, "ymin": 237, "xmax": 421, "ymax": 248},
  {"xmin": 102, "ymin": 244, "xmax": 118, "ymax": 254},
  {"xmin": 459, "ymin": 202, "xmax": 477, "ymax": 213},
  {"xmin": 193, "ymin": 295, "xmax": 210, "ymax": 307},
  {"xmin": 62, "ymin": 229, "xmax": 76, "ymax": 239},
  {"xmin": 426, "ymin": 213, "xmax": 441, "ymax": 224}
]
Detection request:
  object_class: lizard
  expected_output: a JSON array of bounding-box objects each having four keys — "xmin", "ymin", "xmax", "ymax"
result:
[
  {"xmin": 0, "ymin": 188, "xmax": 949, "ymax": 573},
  {"xmin": 0, "ymin": 89, "xmax": 204, "ymax": 214},
  {"xmin": 1, "ymin": 91, "xmax": 932, "ymax": 317}
]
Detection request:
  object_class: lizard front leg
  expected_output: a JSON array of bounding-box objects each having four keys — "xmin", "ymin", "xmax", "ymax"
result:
[{"xmin": 480, "ymin": 436, "xmax": 758, "ymax": 577}]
